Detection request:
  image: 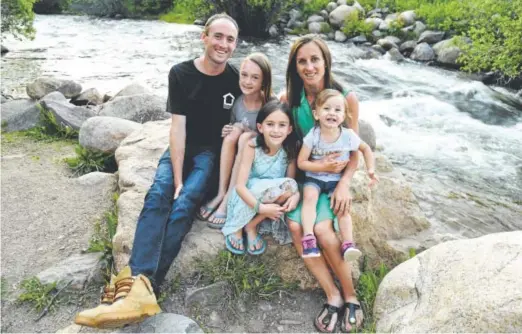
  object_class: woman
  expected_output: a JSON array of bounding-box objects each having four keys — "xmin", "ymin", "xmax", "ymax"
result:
[{"xmin": 281, "ymin": 34, "xmax": 364, "ymax": 333}]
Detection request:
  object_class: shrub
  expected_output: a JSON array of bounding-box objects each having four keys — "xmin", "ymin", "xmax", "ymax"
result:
[
  {"xmin": 1, "ymin": 0, "xmax": 36, "ymax": 40},
  {"xmin": 18, "ymin": 278, "xmax": 57, "ymax": 312},
  {"xmin": 302, "ymin": 0, "xmax": 329, "ymax": 16},
  {"xmin": 33, "ymin": 0, "xmax": 71, "ymax": 14},
  {"xmin": 64, "ymin": 145, "xmax": 117, "ymax": 176},
  {"xmin": 341, "ymin": 10, "xmax": 373, "ymax": 38},
  {"xmin": 160, "ymin": 0, "xmax": 213, "ymax": 23}
]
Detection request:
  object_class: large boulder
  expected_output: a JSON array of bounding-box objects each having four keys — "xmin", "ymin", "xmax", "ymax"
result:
[
  {"xmin": 98, "ymin": 94, "xmax": 169, "ymax": 123},
  {"xmin": 359, "ymin": 119, "xmax": 376, "ymax": 150},
  {"xmin": 326, "ymin": 2, "xmax": 338, "ymax": 13},
  {"xmin": 399, "ymin": 40, "xmax": 417, "ymax": 54},
  {"xmin": 375, "ymin": 232, "xmax": 522, "ymax": 332},
  {"xmin": 79, "ymin": 116, "xmax": 142, "ymax": 153},
  {"xmin": 308, "ymin": 22, "xmax": 322, "ymax": 34},
  {"xmin": 0, "ymin": 99, "xmax": 40, "ymax": 132},
  {"xmin": 433, "ymin": 37, "xmax": 470, "ymax": 68},
  {"xmin": 112, "ymin": 120, "xmax": 429, "ymax": 288},
  {"xmin": 417, "ymin": 30, "xmax": 445, "ymax": 44},
  {"xmin": 71, "ymin": 88, "xmax": 104, "ymax": 106},
  {"xmin": 40, "ymin": 100, "xmax": 95, "ymax": 130},
  {"xmin": 410, "ymin": 42, "xmax": 435, "ymax": 61},
  {"xmin": 307, "ymin": 15, "xmax": 325, "ymax": 23},
  {"xmin": 112, "ymin": 83, "xmax": 151, "ymax": 100},
  {"xmin": 385, "ymin": 48, "xmax": 405, "ymax": 62},
  {"xmin": 335, "ymin": 30, "xmax": 348, "ymax": 42},
  {"xmin": 413, "ymin": 21, "xmax": 426, "ymax": 36},
  {"xmin": 36, "ymin": 253, "xmax": 103, "ymax": 290},
  {"xmin": 377, "ymin": 38, "xmax": 398, "ymax": 51},
  {"xmin": 329, "ymin": 5, "xmax": 358, "ymax": 28},
  {"xmin": 365, "ymin": 17, "xmax": 383, "ymax": 30},
  {"xmin": 26, "ymin": 77, "xmax": 82, "ymax": 100}
]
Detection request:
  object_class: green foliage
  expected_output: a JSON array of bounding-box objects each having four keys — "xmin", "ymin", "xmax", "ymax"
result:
[
  {"xmin": 124, "ymin": 0, "xmax": 172, "ymax": 16},
  {"xmin": 1, "ymin": 0, "xmax": 36, "ymax": 40},
  {"xmin": 320, "ymin": 21, "xmax": 332, "ymax": 33},
  {"xmin": 302, "ymin": 0, "xmax": 329, "ymax": 16},
  {"xmin": 357, "ymin": 259, "xmax": 390, "ymax": 332},
  {"xmin": 88, "ymin": 192, "xmax": 119, "ymax": 280},
  {"xmin": 157, "ymin": 273, "xmax": 181, "ymax": 303},
  {"xmin": 18, "ymin": 277, "xmax": 57, "ymax": 312},
  {"xmin": 355, "ymin": 0, "xmax": 521, "ymax": 78},
  {"xmin": 196, "ymin": 250, "xmax": 297, "ymax": 300},
  {"xmin": 341, "ymin": 10, "xmax": 373, "ymax": 38},
  {"xmin": 24, "ymin": 104, "xmax": 79, "ymax": 141},
  {"xmin": 160, "ymin": 0, "xmax": 212, "ymax": 23},
  {"xmin": 64, "ymin": 145, "xmax": 116, "ymax": 176}
]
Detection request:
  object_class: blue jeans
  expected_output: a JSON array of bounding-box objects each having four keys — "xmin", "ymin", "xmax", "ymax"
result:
[{"xmin": 129, "ymin": 147, "xmax": 215, "ymax": 289}]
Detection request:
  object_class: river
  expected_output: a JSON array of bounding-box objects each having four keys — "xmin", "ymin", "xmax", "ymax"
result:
[{"xmin": 2, "ymin": 15, "xmax": 521, "ymax": 244}]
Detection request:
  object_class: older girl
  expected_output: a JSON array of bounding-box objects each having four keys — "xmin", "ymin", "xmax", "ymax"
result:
[{"xmin": 198, "ymin": 53, "xmax": 274, "ymax": 228}]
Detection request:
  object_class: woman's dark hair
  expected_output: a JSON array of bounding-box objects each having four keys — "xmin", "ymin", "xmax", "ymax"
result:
[{"xmin": 254, "ymin": 99, "xmax": 298, "ymax": 161}]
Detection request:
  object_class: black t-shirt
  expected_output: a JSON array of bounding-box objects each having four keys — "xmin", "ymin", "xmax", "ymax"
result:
[{"xmin": 167, "ymin": 59, "xmax": 241, "ymax": 152}]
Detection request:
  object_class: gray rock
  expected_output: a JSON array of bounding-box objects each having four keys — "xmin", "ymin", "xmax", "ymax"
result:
[
  {"xmin": 320, "ymin": 9, "xmax": 329, "ymax": 20},
  {"xmin": 399, "ymin": 40, "xmax": 417, "ymax": 53},
  {"xmin": 368, "ymin": 8, "xmax": 383, "ymax": 18},
  {"xmin": 398, "ymin": 10, "xmax": 416, "ymax": 26},
  {"xmin": 307, "ymin": 14, "xmax": 325, "ymax": 23},
  {"xmin": 413, "ymin": 21, "xmax": 427, "ymax": 36},
  {"xmin": 372, "ymin": 44, "xmax": 386, "ymax": 54},
  {"xmin": 0, "ymin": 99, "xmax": 40, "ymax": 132},
  {"xmin": 289, "ymin": 8, "xmax": 302, "ymax": 21},
  {"xmin": 375, "ymin": 232, "xmax": 522, "ymax": 333},
  {"xmin": 378, "ymin": 20, "xmax": 390, "ymax": 31},
  {"xmin": 185, "ymin": 281, "xmax": 231, "ymax": 307},
  {"xmin": 1, "ymin": 45, "xmax": 9, "ymax": 54},
  {"xmin": 417, "ymin": 30, "xmax": 445, "ymax": 44},
  {"xmin": 112, "ymin": 83, "xmax": 151, "ymax": 99},
  {"xmin": 326, "ymin": 2, "xmax": 338, "ymax": 13},
  {"xmin": 308, "ymin": 22, "xmax": 322, "ymax": 34},
  {"xmin": 193, "ymin": 19, "xmax": 205, "ymax": 26},
  {"xmin": 372, "ymin": 30, "xmax": 383, "ymax": 40},
  {"xmin": 329, "ymin": 5, "xmax": 358, "ymax": 28},
  {"xmin": 384, "ymin": 35, "xmax": 401, "ymax": 45},
  {"xmin": 40, "ymin": 91, "xmax": 68, "ymax": 103},
  {"xmin": 385, "ymin": 48, "xmax": 405, "ymax": 62},
  {"xmin": 410, "ymin": 42, "xmax": 435, "ymax": 61},
  {"xmin": 40, "ymin": 100, "xmax": 95, "ymax": 130},
  {"xmin": 401, "ymin": 24, "xmax": 415, "ymax": 35},
  {"xmin": 359, "ymin": 121, "xmax": 376, "ymax": 150},
  {"xmin": 356, "ymin": 46, "xmax": 382, "ymax": 59},
  {"xmin": 337, "ymin": 0, "xmax": 347, "ymax": 5},
  {"xmin": 76, "ymin": 172, "xmax": 117, "ymax": 189},
  {"xmin": 116, "ymin": 313, "xmax": 203, "ymax": 333},
  {"xmin": 36, "ymin": 253, "xmax": 102, "ymax": 289},
  {"xmin": 365, "ymin": 17, "xmax": 383, "ymax": 30},
  {"xmin": 71, "ymin": 88, "xmax": 104, "ymax": 106},
  {"xmin": 436, "ymin": 46, "xmax": 463, "ymax": 67},
  {"xmin": 79, "ymin": 116, "xmax": 142, "ymax": 153},
  {"xmin": 327, "ymin": 31, "xmax": 336, "ymax": 40},
  {"xmin": 268, "ymin": 25, "xmax": 279, "ymax": 38},
  {"xmin": 349, "ymin": 34, "xmax": 368, "ymax": 44},
  {"xmin": 384, "ymin": 13, "xmax": 398, "ymax": 21},
  {"xmin": 334, "ymin": 30, "xmax": 348, "ymax": 42},
  {"xmin": 377, "ymin": 38, "xmax": 398, "ymax": 51},
  {"xmin": 55, "ymin": 324, "xmax": 83, "ymax": 333},
  {"xmin": 99, "ymin": 94, "xmax": 169, "ymax": 123},
  {"xmin": 26, "ymin": 77, "xmax": 82, "ymax": 100},
  {"xmin": 287, "ymin": 19, "xmax": 306, "ymax": 30}
]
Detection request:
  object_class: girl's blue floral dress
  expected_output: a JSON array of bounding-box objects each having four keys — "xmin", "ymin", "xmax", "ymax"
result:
[{"xmin": 222, "ymin": 143, "xmax": 298, "ymax": 244}]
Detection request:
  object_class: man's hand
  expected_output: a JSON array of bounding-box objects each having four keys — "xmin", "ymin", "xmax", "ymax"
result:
[
  {"xmin": 174, "ymin": 184, "xmax": 183, "ymax": 200},
  {"xmin": 330, "ymin": 180, "xmax": 352, "ymax": 216},
  {"xmin": 222, "ymin": 124, "xmax": 234, "ymax": 137}
]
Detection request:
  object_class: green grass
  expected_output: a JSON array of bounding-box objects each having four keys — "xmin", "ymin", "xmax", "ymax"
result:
[
  {"xmin": 87, "ymin": 192, "xmax": 119, "ymax": 281},
  {"xmin": 64, "ymin": 145, "xmax": 117, "ymax": 176},
  {"xmin": 17, "ymin": 277, "xmax": 58, "ymax": 312},
  {"xmin": 157, "ymin": 273, "xmax": 181, "ymax": 303},
  {"xmin": 195, "ymin": 250, "xmax": 298, "ymax": 301}
]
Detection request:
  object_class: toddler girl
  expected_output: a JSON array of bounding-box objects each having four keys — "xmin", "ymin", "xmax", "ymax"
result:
[{"xmin": 297, "ymin": 89, "xmax": 378, "ymax": 261}]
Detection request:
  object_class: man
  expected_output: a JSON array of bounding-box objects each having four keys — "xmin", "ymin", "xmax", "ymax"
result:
[{"xmin": 74, "ymin": 13, "xmax": 241, "ymax": 329}]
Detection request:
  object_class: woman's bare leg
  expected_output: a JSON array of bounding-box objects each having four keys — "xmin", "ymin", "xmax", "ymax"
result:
[
  {"xmin": 315, "ymin": 221, "xmax": 363, "ymax": 330},
  {"xmin": 288, "ymin": 220, "xmax": 343, "ymax": 332},
  {"xmin": 204, "ymin": 127, "xmax": 243, "ymax": 223},
  {"xmin": 210, "ymin": 132, "xmax": 256, "ymax": 221}
]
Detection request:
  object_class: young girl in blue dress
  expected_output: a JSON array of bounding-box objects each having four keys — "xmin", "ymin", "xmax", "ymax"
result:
[{"xmin": 222, "ymin": 100, "xmax": 300, "ymax": 255}]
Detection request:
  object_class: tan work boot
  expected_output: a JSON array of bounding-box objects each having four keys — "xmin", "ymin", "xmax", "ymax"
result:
[
  {"xmin": 93, "ymin": 268, "xmax": 161, "ymax": 328},
  {"xmin": 74, "ymin": 272, "xmax": 118, "ymax": 327}
]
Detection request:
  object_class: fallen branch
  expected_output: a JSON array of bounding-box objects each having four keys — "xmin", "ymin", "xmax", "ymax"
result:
[{"xmin": 34, "ymin": 280, "xmax": 72, "ymax": 322}]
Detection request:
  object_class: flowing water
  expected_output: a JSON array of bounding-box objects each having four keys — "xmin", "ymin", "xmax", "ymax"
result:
[{"xmin": 2, "ymin": 15, "xmax": 521, "ymax": 244}]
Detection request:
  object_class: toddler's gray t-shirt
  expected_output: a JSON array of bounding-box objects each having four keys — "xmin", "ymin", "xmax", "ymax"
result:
[
  {"xmin": 302, "ymin": 126, "xmax": 361, "ymax": 182},
  {"xmin": 230, "ymin": 95, "xmax": 259, "ymax": 132}
]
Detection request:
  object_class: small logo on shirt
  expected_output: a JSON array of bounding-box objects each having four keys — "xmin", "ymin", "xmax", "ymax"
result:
[{"xmin": 223, "ymin": 93, "xmax": 235, "ymax": 110}]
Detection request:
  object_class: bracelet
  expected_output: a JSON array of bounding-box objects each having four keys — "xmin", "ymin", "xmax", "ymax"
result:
[{"xmin": 254, "ymin": 200, "xmax": 260, "ymax": 213}]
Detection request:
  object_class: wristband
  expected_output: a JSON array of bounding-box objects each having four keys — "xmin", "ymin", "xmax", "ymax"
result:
[{"xmin": 254, "ymin": 200, "xmax": 260, "ymax": 213}]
